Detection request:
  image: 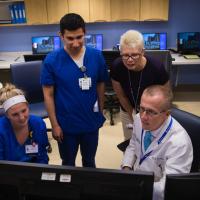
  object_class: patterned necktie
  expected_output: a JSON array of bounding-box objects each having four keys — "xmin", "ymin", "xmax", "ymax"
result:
[{"xmin": 144, "ymin": 131, "xmax": 153, "ymax": 151}]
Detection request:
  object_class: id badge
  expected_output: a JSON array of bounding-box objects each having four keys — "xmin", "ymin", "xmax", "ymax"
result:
[
  {"xmin": 79, "ymin": 77, "xmax": 91, "ymax": 90},
  {"xmin": 25, "ymin": 144, "xmax": 38, "ymax": 154}
]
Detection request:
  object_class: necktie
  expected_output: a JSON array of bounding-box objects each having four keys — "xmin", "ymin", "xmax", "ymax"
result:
[{"xmin": 144, "ymin": 131, "xmax": 152, "ymax": 151}]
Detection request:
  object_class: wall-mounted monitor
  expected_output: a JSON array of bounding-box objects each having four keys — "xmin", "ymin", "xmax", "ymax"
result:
[
  {"xmin": 177, "ymin": 32, "xmax": 200, "ymax": 54},
  {"xmin": 143, "ymin": 33, "xmax": 167, "ymax": 50},
  {"xmin": 85, "ymin": 34, "xmax": 103, "ymax": 51},
  {"xmin": 32, "ymin": 36, "xmax": 61, "ymax": 54}
]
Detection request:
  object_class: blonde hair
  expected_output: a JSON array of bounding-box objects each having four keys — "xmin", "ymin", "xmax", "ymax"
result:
[
  {"xmin": 120, "ymin": 30, "xmax": 144, "ymax": 51},
  {"xmin": 142, "ymin": 85, "xmax": 173, "ymax": 110},
  {"xmin": 0, "ymin": 83, "xmax": 25, "ymax": 105}
]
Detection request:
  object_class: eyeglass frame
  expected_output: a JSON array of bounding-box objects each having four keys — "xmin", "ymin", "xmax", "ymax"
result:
[
  {"xmin": 137, "ymin": 106, "xmax": 167, "ymax": 117},
  {"xmin": 120, "ymin": 48, "xmax": 144, "ymax": 61},
  {"xmin": 121, "ymin": 53, "xmax": 142, "ymax": 61}
]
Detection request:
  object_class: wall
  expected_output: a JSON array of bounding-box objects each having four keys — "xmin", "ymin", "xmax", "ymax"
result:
[
  {"xmin": 0, "ymin": 0, "xmax": 200, "ymax": 52},
  {"xmin": 0, "ymin": 0, "xmax": 200, "ymax": 85}
]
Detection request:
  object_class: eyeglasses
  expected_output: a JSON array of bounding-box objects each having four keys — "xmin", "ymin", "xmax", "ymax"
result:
[
  {"xmin": 137, "ymin": 106, "xmax": 166, "ymax": 117},
  {"xmin": 121, "ymin": 54, "xmax": 141, "ymax": 61}
]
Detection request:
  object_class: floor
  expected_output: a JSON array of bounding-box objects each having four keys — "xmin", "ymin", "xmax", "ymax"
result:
[{"xmin": 47, "ymin": 85, "xmax": 200, "ymax": 169}]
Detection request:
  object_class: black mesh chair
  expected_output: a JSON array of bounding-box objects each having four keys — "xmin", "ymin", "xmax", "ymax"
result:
[
  {"xmin": 104, "ymin": 76, "xmax": 120, "ymax": 125},
  {"xmin": 102, "ymin": 50, "xmax": 120, "ymax": 125},
  {"xmin": 145, "ymin": 50, "xmax": 172, "ymax": 74},
  {"xmin": 10, "ymin": 61, "xmax": 52, "ymax": 153},
  {"xmin": 117, "ymin": 108, "xmax": 200, "ymax": 172}
]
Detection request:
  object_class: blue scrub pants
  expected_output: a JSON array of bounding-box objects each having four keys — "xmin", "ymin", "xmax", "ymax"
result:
[{"xmin": 58, "ymin": 130, "xmax": 99, "ymax": 167}]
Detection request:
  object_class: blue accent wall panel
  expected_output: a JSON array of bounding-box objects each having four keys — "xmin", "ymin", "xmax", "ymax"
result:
[{"xmin": 0, "ymin": 0, "xmax": 200, "ymax": 51}]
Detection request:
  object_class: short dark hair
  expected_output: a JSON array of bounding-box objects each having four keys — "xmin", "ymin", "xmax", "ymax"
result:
[{"xmin": 60, "ymin": 13, "xmax": 85, "ymax": 35}]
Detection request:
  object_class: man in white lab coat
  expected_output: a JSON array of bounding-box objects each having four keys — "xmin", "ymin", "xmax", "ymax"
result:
[{"xmin": 121, "ymin": 85, "xmax": 193, "ymax": 200}]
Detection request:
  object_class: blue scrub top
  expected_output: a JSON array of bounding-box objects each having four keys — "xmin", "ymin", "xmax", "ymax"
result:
[
  {"xmin": 0, "ymin": 115, "xmax": 49, "ymax": 164},
  {"xmin": 41, "ymin": 47, "xmax": 108, "ymax": 134}
]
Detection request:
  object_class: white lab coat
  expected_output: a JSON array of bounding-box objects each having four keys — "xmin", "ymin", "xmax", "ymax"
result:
[{"xmin": 122, "ymin": 114, "xmax": 193, "ymax": 200}]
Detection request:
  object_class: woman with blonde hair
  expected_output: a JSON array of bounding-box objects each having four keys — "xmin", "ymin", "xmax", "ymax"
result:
[{"xmin": 0, "ymin": 83, "xmax": 49, "ymax": 163}]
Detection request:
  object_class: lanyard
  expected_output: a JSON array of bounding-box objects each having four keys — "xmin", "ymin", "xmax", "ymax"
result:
[
  {"xmin": 139, "ymin": 117, "xmax": 173, "ymax": 165},
  {"xmin": 80, "ymin": 66, "xmax": 88, "ymax": 78}
]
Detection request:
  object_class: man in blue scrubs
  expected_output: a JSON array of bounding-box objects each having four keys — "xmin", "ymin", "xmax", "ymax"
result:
[{"xmin": 41, "ymin": 13, "xmax": 108, "ymax": 167}]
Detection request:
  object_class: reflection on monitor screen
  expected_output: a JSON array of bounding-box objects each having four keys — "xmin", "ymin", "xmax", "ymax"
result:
[
  {"xmin": 32, "ymin": 36, "xmax": 61, "ymax": 54},
  {"xmin": 177, "ymin": 32, "xmax": 200, "ymax": 54},
  {"xmin": 143, "ymin": 33, "xmax": 167, "ymax": 50},
  {"xmin": 85, "ymin": 34, "xmax": 103, "ymax": 51},
  {"xmin": 0, "ymin": 160, "xmax": 153, "ymax": 200}
]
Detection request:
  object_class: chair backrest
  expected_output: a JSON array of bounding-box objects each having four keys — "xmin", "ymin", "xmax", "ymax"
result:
[
  {"xmin": 10, "ymin": 61, "xmax": 43, "ymax": 104},
  {"xmin": 171, "ymin": 108, "xmax": 200, "ymax": 172},
  {"xmin": 145, "ymin": 50, "xmax": 172, "ymax": 73},
  {"xmin": 102, "ymin": 50, "xmax": 120, "ymax": 69}
]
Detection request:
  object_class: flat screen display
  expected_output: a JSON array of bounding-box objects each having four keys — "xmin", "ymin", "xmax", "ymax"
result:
[
  {"xmin": 32, "ymin": 36, "xmax": 61, "ymax": 54},
  {"xmin": 165, "ymin": 173, "xmax": 200, "ymax": 200},
  {"xmin": 0, "ymin": 160, "xmax": 154, "ymax": 200},
  {"xmin": 85, "ymin": 34, "xmax": 103, "ymax": 51},
  {"xmin": 143, "ymin": 33, "xmax": 167, "ymax": 50},
  {"xmin": 177, "ymin": 32, "xmax": 200, "ymax": 54}
]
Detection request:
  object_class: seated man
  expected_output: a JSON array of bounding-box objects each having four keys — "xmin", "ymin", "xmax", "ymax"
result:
[{"xmin": 121, "ymin": 85, "xmax": 193, "ymax": 200}]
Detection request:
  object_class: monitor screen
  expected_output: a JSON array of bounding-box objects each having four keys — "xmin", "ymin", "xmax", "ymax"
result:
[
  {"xmin": 0, "ymin": 160, "xmax": 153, "ymax": 200},
  {"xmin": 177, "ymin": 32, "xmax": 200, "ymax": 54},
  {"xmin": 165, "ymin": 173, "xmax": 200, "ymax": 200},
  {"xmin": 85, "ymin": 34, "xmax": 103, "ymax": 51},
  {"xmin": 32, "ymin": 36, "xmax": 61, "ymax": 54},
  {"xmin": 143, "ymin": 33, "xmax": 167, "ymax": 50}
]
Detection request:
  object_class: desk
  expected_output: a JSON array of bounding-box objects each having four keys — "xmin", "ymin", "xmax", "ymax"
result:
[
  {"xmin": 0, "ymin": 51, "xmax": 30, "ymax": 69},
  {"xmin": 0, "ymin": 51, "xmax": 29, "ymax": 85},
  {"xmin": 171, "ymin": 53, "xmax": 200, "ymax": 87}
]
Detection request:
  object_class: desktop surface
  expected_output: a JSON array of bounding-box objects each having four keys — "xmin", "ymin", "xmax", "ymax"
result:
[{"xmin": 171, "ymin": 53, "xmax": 200, "ymax": 65}]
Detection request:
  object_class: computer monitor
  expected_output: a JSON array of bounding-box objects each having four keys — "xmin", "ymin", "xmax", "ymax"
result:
[
  {"xmin": 177, "ymin": 32, "xmax": 200, "ymax": 54},
  {"xmin": 85, "ymin": 34, "xmax": 103, "ymax": 51},
  {"xmin": 143, "ymin": 33, "xmax": 167, "ymax": 50},
  {"xmin": 0, "ymin": 160, "xmax": 153, "ymax": 200},
  {"xmin": 24, "ymin": 54, "xmax": 47, "ymax": 62},
  {"xmin": 32, "ymin": 36, "xmax": 61, "ymax": 54},
  {"xmin": 165, "ymin": 173, "xmax": 200, "ymax": 200}
]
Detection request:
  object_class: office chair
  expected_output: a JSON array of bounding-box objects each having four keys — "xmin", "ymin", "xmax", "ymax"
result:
[
  {"xmin": 145, "ymin": 50, "xmax": 172, "ymax": 73},
  {"xmin": 170, "ymin": 108, "xmax": 200, "ymax": 172},
  {"xmin": 102, "ymin": 50, "xmax": 120, "ymax": 125},
  {"xmin": 10, "ymin": 61, "xmax": 52, "ymax": 153},
  {"xmin": 104, "ymin": 76, "xmax": 120, "ymax": 125},
  {"xmin": 117, "ymin": 108, "xmax": 200, "ymax": 172}
]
